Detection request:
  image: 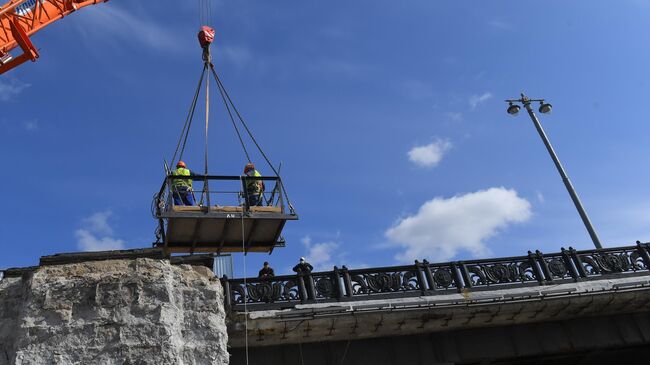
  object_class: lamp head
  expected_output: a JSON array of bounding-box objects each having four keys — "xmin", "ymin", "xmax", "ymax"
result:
[
  {"xmin": 539, "ymin": 102, "xmax": 552, "ymax": 114},
  {"xmin": 507, "ymin": 102, "xmax": 520, "ymax": 116}
]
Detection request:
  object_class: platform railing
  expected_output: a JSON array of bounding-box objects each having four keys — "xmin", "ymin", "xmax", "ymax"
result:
[
  {"xmin": 222, "ymin": 242, "xmax": 650, "ymax": 311},
  {"xmin": 155, "ymin": 174, "xmax": 295, "ymax": 215}
]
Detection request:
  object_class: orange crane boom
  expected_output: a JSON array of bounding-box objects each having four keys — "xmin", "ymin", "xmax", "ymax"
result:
[{"xmin": 0, "ymin": 0, "xmax": 107, "ymax": 74}]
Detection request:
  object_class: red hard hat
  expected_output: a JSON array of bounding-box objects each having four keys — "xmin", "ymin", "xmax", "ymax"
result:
[
  {"xmin": 244, "ymin": 162, "xmax": 255, "ymax": 173},
  {"xmin": 177, "ymin": 161, "xmax": 186, "ymax": 168}
]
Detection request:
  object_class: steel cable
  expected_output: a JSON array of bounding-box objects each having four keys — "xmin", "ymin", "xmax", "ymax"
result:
[
  {"xmin": 212, "ymin": 64, "xmax": 252, "ymax": 163},
  {"xmin": 171, "ymin": 64, "xmax": 206, "ymax": 166},
  {"xmin": 209, "ymin": 65, "xmax": 296, "ymax": 212}
]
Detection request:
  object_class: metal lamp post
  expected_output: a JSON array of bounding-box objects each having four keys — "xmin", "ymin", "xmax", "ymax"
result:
[{"xmin": 505, "ymin": 93, "xmax": 603, "ymax": 250}]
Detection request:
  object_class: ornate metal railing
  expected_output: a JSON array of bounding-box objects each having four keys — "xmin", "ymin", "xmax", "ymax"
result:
[{"xmin": 222, "ymin": 242, "xmax": 650, "ymax": 311}]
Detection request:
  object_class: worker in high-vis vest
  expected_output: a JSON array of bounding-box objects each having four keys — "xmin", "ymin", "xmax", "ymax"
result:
[
  {"xmin": 243, "ymin": 162, "xmax": 264, "ymax": 206},
  {"xmin": 171, "ymin": 161, "xmax": 196, "ymax": 206}
]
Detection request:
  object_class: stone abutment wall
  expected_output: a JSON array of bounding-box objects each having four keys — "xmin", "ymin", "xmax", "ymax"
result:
[{"xmin": 0, "ymin": 258, "xmax": 228, "ymax": 365}]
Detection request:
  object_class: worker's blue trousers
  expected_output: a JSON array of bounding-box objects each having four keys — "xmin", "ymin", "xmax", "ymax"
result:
[
  {"xmin": 247, "ymin": 194, "xmax": 262, "ymax": 207},
  {"xmin": 172, "ymin": 187, "xmax": 195, "ymax": 206}
]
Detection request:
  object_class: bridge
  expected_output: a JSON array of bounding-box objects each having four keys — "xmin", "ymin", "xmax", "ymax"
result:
[
  {"xmin": 4, "ymin": 243, "xmax": 650, "ymax": 364},
  {"xmin": 224, "ymin": 242, "xmax": 650, "ymax": 364}
]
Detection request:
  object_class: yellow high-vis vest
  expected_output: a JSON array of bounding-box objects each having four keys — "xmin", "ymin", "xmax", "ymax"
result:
[
  {"xmin": 172, "ymin": 168, "xmax": 192, "ymax": 188},
  {"xmin": 246, "ymin": 170, "xmax": 262, "ymax": 194}
]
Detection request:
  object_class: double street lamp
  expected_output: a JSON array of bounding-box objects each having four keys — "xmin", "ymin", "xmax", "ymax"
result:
[{"xmin": 505, "ymin": 93, "xmax": 603, "ymax": 250}]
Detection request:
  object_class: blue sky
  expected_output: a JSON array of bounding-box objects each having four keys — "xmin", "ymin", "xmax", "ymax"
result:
[{"xmin": 2, "ymin": 1, "xmax": 650, "ymax": 277}]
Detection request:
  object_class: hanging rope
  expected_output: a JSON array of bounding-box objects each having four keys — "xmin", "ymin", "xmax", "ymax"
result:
[
  {"xmin": 240, "ymin": 177, "xmax": 250, "ymax": 365},
  {"xmin": 203, "ymin": 54, "xmax": 211, "ymax": 206},
  {"xmin": 299, "ymin": 341, "xmax": 305, "ymax": 365},
  {"xmin": 339, "ymin": 340, "xmax": 351, "ymax": 364},
  {"xmin": 203, "ymin": 74, "xmax": 209, "ymax": 157}
]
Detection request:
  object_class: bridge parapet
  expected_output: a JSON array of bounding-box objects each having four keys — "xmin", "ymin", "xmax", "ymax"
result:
[{"xmin": 223, "ymin": 242, "xmax": 650, "ymax": 311}]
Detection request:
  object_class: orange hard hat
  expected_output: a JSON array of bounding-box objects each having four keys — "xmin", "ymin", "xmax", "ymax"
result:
[
  {"xmin": 244, "ymin": 162, "xmax": 255, "ymax": 172},
  {"xmin": 177, "ymin": 161, "xmax": 186, "ymax": 168}
]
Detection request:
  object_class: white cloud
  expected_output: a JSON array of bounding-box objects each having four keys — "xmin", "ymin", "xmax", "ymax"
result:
[
  {"xmin": 76, "ymin": 210, "xmax": 125, "ymax": 251},
  {"xmin": 469, "ymin": 92, "xmax": 493, "ymax": 109},
  {"xmin": 82, "ymin": 211, "xmax": 115, "ymax": 235},
  {"xmin": 0, "ymin": 79, "xmax": 30, "ymax": 102},
  {"xmin": 301, "ymin": 236, "xmax": 339, "ymax": 272},
  {"xmin": 75, "ymin": 5, "xmax": 185, "ymax": 53},
  {"xmin": 75, "ymin": 229, "xmax": 125, "ymax": 252},
  {"xmin": 408, "ymin": 139, "xmax": 452, "ymax": 168},
  {"xmin": 536, "ymin": 191, "xmax": 545, "ymax": 203},
  {"xmin": 385, "ymin": 187, "xmax": 532, "ymax": 263}
]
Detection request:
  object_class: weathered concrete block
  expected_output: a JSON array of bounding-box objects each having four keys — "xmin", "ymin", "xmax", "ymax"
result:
[{"xmin": 0, "ymin": 258, "xmax": 228, "ymax": 365}]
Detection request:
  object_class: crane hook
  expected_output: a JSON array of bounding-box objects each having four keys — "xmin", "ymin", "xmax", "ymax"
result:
[{"xmin": 198, "ymin": 26, "xmax": 215, "ymax": 62}]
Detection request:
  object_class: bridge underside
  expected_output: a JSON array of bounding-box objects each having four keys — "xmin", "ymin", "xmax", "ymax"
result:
[{"xmin": 230, "ymin": 311, "xmax": 650, "ymax": 365}]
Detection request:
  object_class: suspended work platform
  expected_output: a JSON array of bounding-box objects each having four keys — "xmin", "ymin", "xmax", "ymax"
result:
[
  {"xmin": 153, "ymin": 25, "xmax": 298, "ymax": 255},
  {"xmin": 154, "ymin": 174, "xmax": 298, "ymax": 254}
]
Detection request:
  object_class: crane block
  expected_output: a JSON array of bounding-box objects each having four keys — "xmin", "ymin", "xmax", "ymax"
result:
[{"xmin": 198, "ymin": 26, "xmax": 215, "ymax": 49}]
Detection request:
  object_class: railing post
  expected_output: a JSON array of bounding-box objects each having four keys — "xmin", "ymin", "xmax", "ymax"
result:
[
  {"xmin": 297, "ymin": 274, "xmax": 308, "ymax": 303},
  {"xmin": 568, "ymin": 247, "xmax": 588, "ymax": 278},
  {"xmin": 204, "ymin": 177, "xmax": 211, "ymax": 208},
  {"xmin": 333, "ymin": 266, "xmax": 344, "ymax": 300},
  {"xmin": 342, "ymin": 266, "xmax": 353, "ymax": 297},
  {"xmin": 422, "ymin": 260, "xmax": 435, "ymax": 291},
  {"xmin": 459, "ymin": 262, "xmax": 472, "ymax": 289},
  {"xmin": 221, "ymin": 275, "xmax": 232, "ymax": 311},
  {"xmin": 451, "ymin": 262, "xmax": 465, "ymax": 292},
  {"xmin": 414, "ymin": 260, "xmax": 428, "ymax": 294},
  {"xmin": 528, "ymin": 251, "xmax": 545, "ymax": 284},
  {"xmin": 636, "ymin": 241, "xmax": 650, "ymax": 269},
  {"xmin": 306, "ymin": 273, "xmax": 316, "ymax": 300},
  {"xmin": 241, "ymin": 177, "xmax": 250, "ymax": 212},
  {"xmin": 277, "ymin": 178, "xmax": 285, "ymax": 213},
  {"xmin": 536, "ymin": 250, "xmax": 553, "ymax": 283},
  {"xmin": 561, "ymin": 247, "xmax": 580, "ymax": 281}
]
